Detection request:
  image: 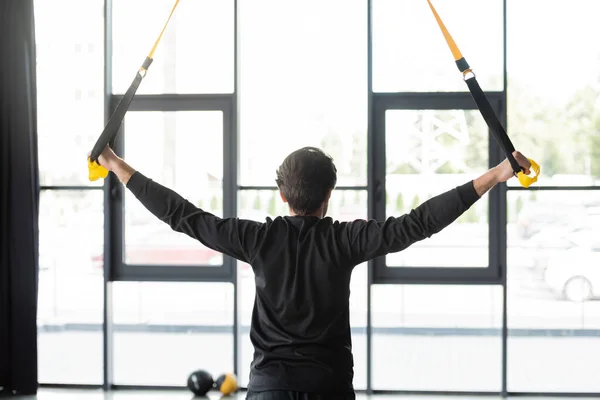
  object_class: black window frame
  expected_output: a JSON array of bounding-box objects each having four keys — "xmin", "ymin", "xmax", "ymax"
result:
[
  {"xmin": 107, "ymin": 94, "xmax": 237, "ymax": 283},
  {"xmin": 370, "ymin": 92, "xmax": 507, "ymax": 285}
]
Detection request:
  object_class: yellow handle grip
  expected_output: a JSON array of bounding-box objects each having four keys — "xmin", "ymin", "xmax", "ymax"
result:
[
  {"xmin": 516, "ymin": 158, "xmax": 540, "ymax": 188},
  {"xmin": 88, "ymin": 157, "xmax": 109, "ymax": 181}
]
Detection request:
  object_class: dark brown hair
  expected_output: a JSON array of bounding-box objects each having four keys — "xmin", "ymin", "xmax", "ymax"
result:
[{"xmin": 275, "ymin": 147, "xmax": 337, "ymax": 215}]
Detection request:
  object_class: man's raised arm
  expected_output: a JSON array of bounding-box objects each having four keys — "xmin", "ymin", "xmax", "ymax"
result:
[
  {"xmin": 342, "ymin": 151, "xmax": 532, "ymax": 265},
  {"xmin": 98, "ymin": 147, "xmax": 266, "ymax": 263}
]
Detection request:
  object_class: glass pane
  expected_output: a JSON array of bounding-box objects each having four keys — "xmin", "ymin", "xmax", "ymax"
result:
[
  {"xmin": 373, "ymin": 0, "xmax": 504, "ymax": 93},
  {"xmin": 348, "ymin": 262, "xmax": 368, "ymax": 391},
  {"xmin": 237, "ymin": 190, "xmax": 368, "ymax": 389},
  {"xmin": 112, "ymin": 0, "xmax": 234, "ymax": 94},
  {"xmin": 238, "ymin": 0, "xmax": 368, "ymax": 187},
  {"xmin": 123, "ymin": 111, "xmax": 223, "ymax": 266},
  {"xmin": 385, "ymin": 109, "xmax": 489, "ymax": 267},
  {"xmin": 372, "ymin": 285, "xmax": 502, "ymax": 391},
  {"xmin": 34, "ymin": 0, "xmax": 104, "ymax": 186},
  {"xmin": 507, "ymin": 190, "xmax": 600, "ymax": 392},
  {"xmin": 37, "ymin": 190, "xmax": 104, "ymax": 384},
  {"xmin": 507, "ymin": 0, "xmax": 600, "ymax": 186},
  {"xmin": 112, "ymin": 282, "xmax": 233, "ymax": 385}
]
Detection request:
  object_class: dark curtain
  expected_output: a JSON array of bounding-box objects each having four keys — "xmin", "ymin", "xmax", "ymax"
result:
[{"xmin": 0, "ymin": 0, "xmax": 40, "ymax": 396}]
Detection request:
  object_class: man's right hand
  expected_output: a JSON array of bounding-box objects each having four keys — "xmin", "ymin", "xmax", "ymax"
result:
[
  {"xmin": 494, "ymin": 151, "xmax": 532, "ymax": 183},
  {"xmin": 97, "ymin": 146, "xmax": 122, "ymax": 172},
  {"xmin": 95, "ymin": 146, "xmax": 136, "ymax": 185}
]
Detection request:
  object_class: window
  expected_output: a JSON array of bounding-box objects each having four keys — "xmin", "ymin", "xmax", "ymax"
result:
[
  {"xmin": 33, "ymin": 0, "xmax": 600, "ymax": 394},
  {"xmin": 37, "ymin": 190, "xmax": 104, "ymax": 384},
  {"xmin": 505, "ymin": 2, "xmax": 600, "ymax": 392},
  {"xmin": 506, "ymin": 0, "xmax": 600, "ymax": 186},
  {"xmin": 238, "ymin": 0, "xmax": 368, "ymax": 187},
  {"xmin": 384, "ymin": 109, "xmax": 490, "ymax": 268},
  {"xmin": 236, "ymin": 190, "xmax": 369, "ymax": 389},
  {"xmin": 507, "ymin": 190, "xmax": 600, "ymax": 392},
  {"xmin": 372, "ymin": 93, "xmax": 504, "ymax": 283},
  {"xmin": 112, "ymin": 282, "xmax": 234, "ymax": 386},
  {"xmin": 34, "ymin": 0, "xmax": 105, "ymax": 186},
  {"xmin": 348, "ymin": 263, "xmax": 368, "ymax": 391},
  {"xmin": 34, "ymin": 0, "xmax": 106, "ymax": 385},
  {"xmin": 111, "ymin": 0, "xmax": 234, "ymax": 94},
  {"xmin": 372, "ymin": 0, "xmax": 504, "ymax": 93},
  {"xmin": 371, "ymin": 284, "xmax": 503, "ymax": 391},
  {"xmin": 121, "ymin": 110, "xmax": 224, "ymax": 267}
]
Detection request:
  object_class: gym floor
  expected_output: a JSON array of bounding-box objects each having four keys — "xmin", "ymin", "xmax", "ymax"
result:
[{"xmin": 20, "ymin": 390, "xmax": 600, "ymax": 400}]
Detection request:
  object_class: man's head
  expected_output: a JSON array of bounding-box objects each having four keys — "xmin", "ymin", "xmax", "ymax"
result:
[{"xmin": 275, "ymin": 147, "xmax": 337, "ymax": 217}]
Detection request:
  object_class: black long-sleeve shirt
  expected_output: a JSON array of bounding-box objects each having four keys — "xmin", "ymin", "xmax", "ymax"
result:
[{"xmin": 126, "ymin": 171, "xmax": 481, "ymax": 395}]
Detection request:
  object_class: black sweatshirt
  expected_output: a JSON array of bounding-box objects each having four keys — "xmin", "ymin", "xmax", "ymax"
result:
[{"xmin": 126, "ymin": 171, "xmax": 481, "ymax": 394}]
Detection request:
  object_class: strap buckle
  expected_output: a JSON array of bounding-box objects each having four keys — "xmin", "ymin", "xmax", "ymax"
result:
[{"xmin": 462, "ymin": 69, "xmax": 476, "ymax": 81}]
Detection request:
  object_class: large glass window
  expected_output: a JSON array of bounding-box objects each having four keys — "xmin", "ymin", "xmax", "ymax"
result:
[
  {"xmin": 507, "ymin": 190, "xmax": 600, "ymax": 392},
  {"xmin": 112, "ymin": 282, "xmax": 234, "ymax": 386},
  {"xmin": 371, "ymin": 285, "xmax": 503, "ymax": 391},
  {"xmin": 238, "ymin": 0, "xmax": 368, "ymax": 187},
  {"xmin": 122, "ymin": 111, "xmax": 224, "ymax": 266},
  {"xmin": 506, "ymin": 0, "xmax": 600, "ymax": 186},
  {"xmin": 385, "ymin": 109, "xmax": 490, "ymax": 268},
  {"xmin": 37, "ymin": 190, "xmax": 104, "ymax": 384},
  {"xmin": 35, "ymin": 0, "xmax": 106, "ymax": 386},
  {"xmin": 112, "ymin": 0, "xmax": 234, "ymax": 94},
  {"xmin": 33, "ymin": 0, "xmax": 600, "ymax": 394},
  {"xmin": 372, "ymin": 0, "xmax": 504, "ymax": 93},
  {"xmin": 34, "ymin": 0, "xmax": 105, "ymax": 186},
  {"xmin": 505, "ymin": 2, "xmax": 600, "ymax": 389}
]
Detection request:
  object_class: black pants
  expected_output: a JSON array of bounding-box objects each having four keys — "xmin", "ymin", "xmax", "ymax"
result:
[{"xmin": 246, "ymin": 390, "xmax": 356, "ymax": 400}]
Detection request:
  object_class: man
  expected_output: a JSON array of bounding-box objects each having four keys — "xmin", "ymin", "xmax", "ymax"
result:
[{"xmin": 97, "ymin": 145, "xmax": 531, "ymax": 399}]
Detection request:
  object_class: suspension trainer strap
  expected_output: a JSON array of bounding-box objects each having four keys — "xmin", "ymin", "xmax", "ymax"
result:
[
  {"xmin": 88, "ymin": 0, "xmax": 181, "ymax": 181},
  {"xmin": 425, "ymin": 0, "xmax": 540, "ymax": 188}
]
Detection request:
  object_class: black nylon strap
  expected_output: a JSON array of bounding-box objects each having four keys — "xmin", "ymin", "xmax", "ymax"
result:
[
  {"xmin": 465, "ymin": 77, "xmax": 522, "ymax": 174},
  {"xmin": 87, "ymin": 0, "xmax": 180, "ymax": 177},
  {"xmin": 90, "ymin": 71, "xmax": 144, "ymax": 161}
]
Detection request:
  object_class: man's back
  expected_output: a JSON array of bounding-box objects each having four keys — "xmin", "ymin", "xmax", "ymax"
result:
[
  {"xmin": 123, "ymin": 170, "xmax": 481, "ymax": 395},
  {"xmin": 248, "ymin": 216, "xmax": 356, "ymax": 394}
]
